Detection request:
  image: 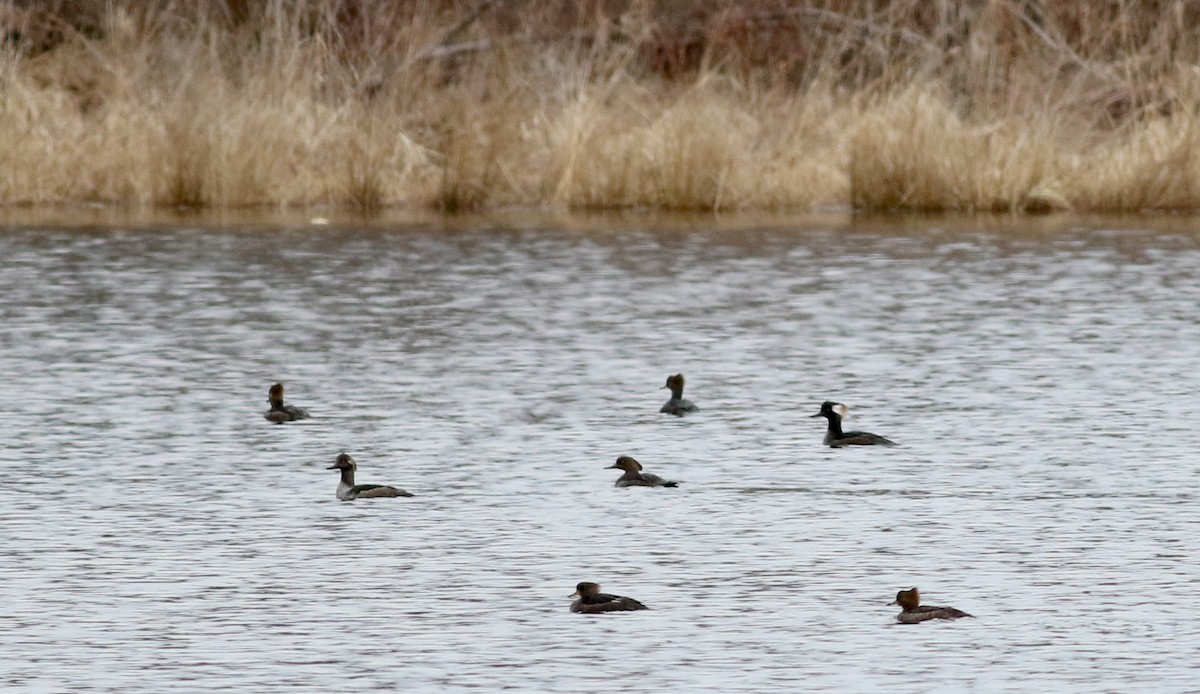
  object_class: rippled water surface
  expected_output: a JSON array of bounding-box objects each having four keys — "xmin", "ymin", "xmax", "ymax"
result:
[{"xmin": 3, "ymin": 215, "xmax": 1199, "ymax": 692}]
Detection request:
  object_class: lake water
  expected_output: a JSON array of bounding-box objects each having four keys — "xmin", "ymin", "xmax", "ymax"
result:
[{"xmin": 2, "ymin": 213, "xmax": 1198, "ymax": 692}]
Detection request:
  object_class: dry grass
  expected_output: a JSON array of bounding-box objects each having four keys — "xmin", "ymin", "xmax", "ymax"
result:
[
  {"xmin": 3, "ymin": 0, "xmax": 1200, "ymax": 213},
  {"xmin": 848, "ymin": 88, "xmax": 1066, "ymax": 213},
  {"xmin": 539, "ymin": 83, "xmax": 847, "ymax": 211}
]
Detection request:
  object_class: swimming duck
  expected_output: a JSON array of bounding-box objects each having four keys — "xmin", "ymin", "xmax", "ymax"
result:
[
  {"xmin": 660, "ymin": 374, "xmax": 698, "ymax": 415},
  {"xmin": 327, "ymin": 453, "xmax": 413, "ymax": 500},
  {"xmin": 264, "ymin": 383, "xmax": 310, "ymax": 424},
  {"xmin": 890, "ymin": 587, "xmax": 973, "ymax": 624},
  {"xmin": 570, "ymin": 582, "xmax": 649, "ymax": 613},
  {"xmin": 609, "ymin": 456, "xmax": 678, "ymax": 488},
  {"xmin": 810, "ymin": 401, "xmax": 896, "ymax": 447}
]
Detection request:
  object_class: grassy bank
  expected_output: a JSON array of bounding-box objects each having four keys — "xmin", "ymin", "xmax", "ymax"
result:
[{"xmin": 3, "ymin": 0, "xmax": 1200, "ymax": 213}]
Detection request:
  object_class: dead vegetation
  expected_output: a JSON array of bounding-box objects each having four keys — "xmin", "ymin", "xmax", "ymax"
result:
[{"xmin": 2, "ymin": 1, "xmax": 1200, "ymax": 213}]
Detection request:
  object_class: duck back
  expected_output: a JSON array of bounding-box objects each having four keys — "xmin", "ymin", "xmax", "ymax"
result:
[{"xmin": 897, "ymin": 605, "xmax": 973, "ymax": 624}]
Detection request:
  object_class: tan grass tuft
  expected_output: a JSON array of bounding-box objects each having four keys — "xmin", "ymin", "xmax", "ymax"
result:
[
  {"xmin": 541, "ymin": 83, "xmax": 847, "ymax": 211},
  {"xmin": 1065, "ymin": 115, "xmax": 1200, "ymax": 212},
  {"xmin": 849, "ymin": 89, "xmax": 1061, "ymax": 213},
  {"xmin": 541, "ymin": 88, "xmax": 757, "ymax": 211}
]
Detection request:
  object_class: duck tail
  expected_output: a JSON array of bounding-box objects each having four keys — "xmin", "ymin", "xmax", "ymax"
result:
[{"xmin": 663, "ymin": 481, "xmax": 679, "ymax": 488}]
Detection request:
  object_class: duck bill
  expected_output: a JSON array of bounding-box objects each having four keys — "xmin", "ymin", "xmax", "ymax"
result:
[
  {"xmin": 809, "ymin": 413, "xmax": 824, "ymax": 418},
  {"xmin": 326, "ymin": 464, "xmax": 340, "ymax": 470},
  {"xmin": 570, "ymin": 591, "xmax": 581, "ymax": 598}
]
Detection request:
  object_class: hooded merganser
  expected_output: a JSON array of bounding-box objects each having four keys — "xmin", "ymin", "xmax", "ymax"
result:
[
  {"xmin": 327, "ymin": 453, "xmax": 413, "ymax": 500},
  {"xmin": 890, "ymin": 587, "xmax": 973, "ymax": 624},
  {"xmin": 264, "ymin": 383, "xmax": 310, "ymax": 423},
  {"xmin": 609, "ymin": 456, "xmax": 678, "ymax": 488},
  {"xmin": 570, "ymin": 582, "xmax": 649, "ymax": 613},
  {"xmin": 810, "ymin": 401, "xmax": 896, "ymax": 447},
  {"xmin": 659, "ymin": 374, "xmax": 698, "ymax": 416}
]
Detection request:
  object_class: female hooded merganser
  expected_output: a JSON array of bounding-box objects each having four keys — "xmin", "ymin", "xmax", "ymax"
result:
[
  {"xmin": 570, "ymin": 582, "xmax": 649, "ymax": 613},
  {"xmin": 327, "ymin": 453, "xmax": 413, "ymax": 500},
  {"xmin": 264, "ymin": 383, "xmax": 310, "ymax": 423},
  {"xmin": 810, "ymin": 401, "xmax": 896, "ymax": 447},
  {"xmin": 890, "ymin": 587, "xmax": 973, "ymax": 624},
  {"xmin": 609, "ymin": 456, "xmax": 678, "ymax": 487},
  {"xmin": 659, "ymin": 374, "xmax": 698, "ymax": 415}
]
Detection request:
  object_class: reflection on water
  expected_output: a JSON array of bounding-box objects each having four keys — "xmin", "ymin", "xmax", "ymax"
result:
[{"xmin": 2, "ymin": 215, "xmax": 1199, "ymax": 692}]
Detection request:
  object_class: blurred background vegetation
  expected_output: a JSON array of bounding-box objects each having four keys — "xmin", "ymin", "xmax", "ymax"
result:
[{"xmin": 2, "ymin": 1, "xmax": 1199, "ymax": 212}]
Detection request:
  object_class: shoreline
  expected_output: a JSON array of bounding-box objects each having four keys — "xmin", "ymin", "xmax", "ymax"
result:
[{"xmin": 3, "ymin": 203, "xmax": 1198, "ymax": 238}]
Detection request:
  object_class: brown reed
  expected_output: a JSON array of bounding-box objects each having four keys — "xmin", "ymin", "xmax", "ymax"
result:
[{"xmin": 1, "ymin": 1, "xmax": 1199, "ymax": 213}]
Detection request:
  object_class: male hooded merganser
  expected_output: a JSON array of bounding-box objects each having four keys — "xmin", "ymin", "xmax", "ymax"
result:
[
  {"xmin": 609, "ymin": 456, "xmax": 678, "ymax": 487},
  {"xmin": 264, "ymin": 383, "xmax": 310, "ymax": 423},
  {"xmin": 570, "ymin": 582, "xmax": 649, "ymax": 613},
  {"xmin": 810, "ymin": 401, "xmax": 896, "ymax": 447},
  {"xmin": 659, "ymin": 374, "xmax": 698, "ymax": 415},
  {"xmin": 890, "ymin": 587, "xmax": 973, "ymax": 624},
  {"xmin": 327, "ymin": 453, "xmax": 413, "ymax": 500}
]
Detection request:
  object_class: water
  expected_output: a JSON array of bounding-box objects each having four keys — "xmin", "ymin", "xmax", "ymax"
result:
[{"xmin": 2, "ymin": 215, "xmax": 1199, "ymax": 692}]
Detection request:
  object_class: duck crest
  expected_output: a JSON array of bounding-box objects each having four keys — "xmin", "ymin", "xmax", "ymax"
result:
[
  {"xmin": 616, "ymin": 456, "xmax": 643, "ymax": 471},
  {"xmin": 268, "ymin": 382, "xmax": 285, "ymax": 407}
]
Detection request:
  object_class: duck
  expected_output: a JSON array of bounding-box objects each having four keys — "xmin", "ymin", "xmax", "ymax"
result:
[
  {"xmin": 264, "ymin": 383, "xmax": 310, "ymax": 424},
  {"xmin": 327, "ymin": 453, "xmax": 413, "ymax": 500},
  {"xmin": 659, "ymin": 373, "xmax": 698, "ymax": 415},
  {"xmin": 810, "ymin": 401, "xmax": 896, "ymax": 447},
  {"xmin": 609, "ymin": 456, "xmax": 678, "ymax": 488},
  {"xmin": 570, "ymin": 582, "xmax": 649, "ymax": 613},
  {"xmin": 890, "ymin": 587, "xmax": 973, "ymax": 624}
]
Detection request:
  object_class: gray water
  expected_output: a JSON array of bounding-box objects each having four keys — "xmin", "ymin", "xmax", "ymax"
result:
[{"xmin": 2, "ymin": 215, "xmax": 1199, "ymax": 692}]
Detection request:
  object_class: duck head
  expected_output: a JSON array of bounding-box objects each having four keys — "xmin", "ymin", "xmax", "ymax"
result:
[
  {"xmin": 608, "ymin": 456, "xmax": 643, "ymax": 472},
  {"xmin": 268, "ymin": 383, "xmax": 285, "ymax": 407},
  {"xmin": 572, "ymin": 582, "xmax": 601, "ymax": 598},
  {"xmin": 661, "ymin": 373, "xmax": 685, "ymax": 397},
  {"xmin": 810, "ymin": 401, "xmax": 849, "ymax": 419},
  {"xmin": 890, "ymin": 587, "xmax": 920, "ymax": 610},
  {"xmin": 327, "ymin": 453, "xmax": 357, "ymax": 472}
]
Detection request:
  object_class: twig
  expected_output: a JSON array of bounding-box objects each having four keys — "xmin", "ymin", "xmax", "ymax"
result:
[{"xmin": 414, "ymin": 0, "xmax": 498, "ymax": 62}]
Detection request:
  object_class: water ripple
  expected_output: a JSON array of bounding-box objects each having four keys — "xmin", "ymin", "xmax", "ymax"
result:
[{"xmin": 2, "ymin": 221, "xmax": 1199, "ymax": 691}]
